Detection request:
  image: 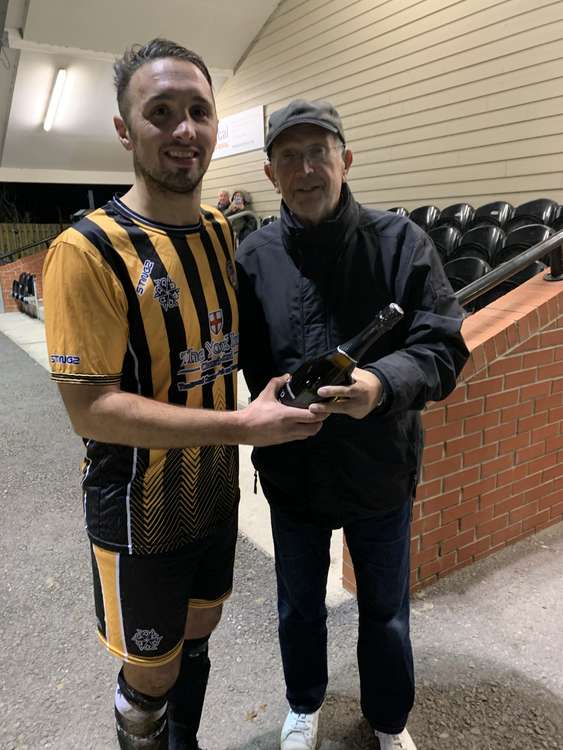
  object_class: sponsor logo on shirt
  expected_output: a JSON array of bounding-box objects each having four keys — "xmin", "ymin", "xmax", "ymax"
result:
[
  {"xmin": 153, "ymin": 276, "xmax": 180, "ymax": 311},
  {"xmin": 50, "ymin": 354, "xmax": 80, "ymax": 365},
  {"xmin": 136, "ymin": 259, "xmax": 154, "ymax": 295},
  {"xmin": 177, "ymin": 329, "xmax": 239, "ymax": 391}
]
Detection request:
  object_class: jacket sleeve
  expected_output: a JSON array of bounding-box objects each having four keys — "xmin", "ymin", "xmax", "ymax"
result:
[
  {"xmin": 365, "ymin": 223, "xmax": 470, "ymax": 414},
  {"xmin": 235, "ymin": 252, "xmax": 276, "ymax": 399}
]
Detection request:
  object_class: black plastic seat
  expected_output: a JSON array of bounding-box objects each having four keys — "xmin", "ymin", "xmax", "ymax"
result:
[
  {"xmin": 505, "ymin": 198, "xmax": 560, "ymax": 232},
  {"xmin": 409, "ymin": 205, "xmax": 440, "ymax": 233},
  {"xmin": 437, "ymin": 202, "xmax": 475, "ymax": 232},
  {"xmin": 499, "ymin": 224, "xmax": 552, "ymax": 265},
  {"xmin": 444, "ymin": 256, "xmax": 492, "ymax": 290},
  {"xmin": 450, "ymin": 225, "xmax": 506, "ymax": 266},
  {"xmin": 428, "ymin": 225, "xmax": 462, "ymax": 263},
  {"xmin": 387, "ymin": 207, "xmax": 409, "ymax": 217},
  {"xmin": 260, "ymin": 215, "xmax": 278, "ymax": 227},
  {"xmin": 11, "ymin": 279, "xmax": 20, "ymax": 299},
  {"xmin": 470, "ymin": 201, "xmax": 514, "ymax": 229}
]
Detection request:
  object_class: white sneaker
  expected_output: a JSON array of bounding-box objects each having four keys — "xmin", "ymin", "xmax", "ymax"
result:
[
  {"xmin": 280, "ymin": 707, "xmax": 321, "ymax": 749},
  {"xmin": 374, "ymin": 728, "xmax": 417, "ymax": 750}
]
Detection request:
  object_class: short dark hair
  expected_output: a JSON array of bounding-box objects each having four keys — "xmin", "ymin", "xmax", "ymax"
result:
[{"xmin": 113, "ymin": 38, "xmax": 214, "ymax": 122}]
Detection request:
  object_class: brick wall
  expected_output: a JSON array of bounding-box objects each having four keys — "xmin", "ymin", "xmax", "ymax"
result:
[
  {"xmin": 0, "ymin": 249, "xmax": 48, "ymax": 313},
  {"xmin": 343, "ymin": 274, "xmax": 563, "ymax": 593}
]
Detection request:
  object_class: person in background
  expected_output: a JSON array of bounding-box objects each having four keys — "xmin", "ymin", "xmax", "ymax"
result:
[
  {"xmin": 217, "ymin": 188, "xmax": 230, "ymax": 213},
  {"xmin": 43, "ymin": 46, "xmax": 325, "ymax": 750},
  {"xmin": 236, "ymin": 99, "xmax": 469, "ymax": 750},
  {"xmin": 224, "ymin": 189, "xmax": 257, "ymax": 244}
]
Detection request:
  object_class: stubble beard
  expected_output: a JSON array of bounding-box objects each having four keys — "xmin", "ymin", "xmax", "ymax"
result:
[{"xmin": 133, "ymin": 153, "xmax": 206, "ymax": 196}]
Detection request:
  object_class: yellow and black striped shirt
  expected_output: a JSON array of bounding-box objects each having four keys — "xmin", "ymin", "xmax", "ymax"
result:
[{"xmin": 43, "ymin": 197, "xmax": 239, "ymax": 555}]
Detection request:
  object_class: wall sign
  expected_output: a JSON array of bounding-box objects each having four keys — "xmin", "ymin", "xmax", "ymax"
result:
[{"xmin": 212, "ymin": 105, "xmax": 264, "ymax": 160}]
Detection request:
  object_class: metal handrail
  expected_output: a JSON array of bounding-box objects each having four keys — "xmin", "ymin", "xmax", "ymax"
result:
[
  {"xmin": 455, "ymin": 228, "xmax": 563, "ymax": 306},
  {"xmin": 0, "ymin": 233, "xmax": 58, "ymax": 264},
  {"xmin": 225, "ymin": 209, "xmax": 260, "ymax": 225}
]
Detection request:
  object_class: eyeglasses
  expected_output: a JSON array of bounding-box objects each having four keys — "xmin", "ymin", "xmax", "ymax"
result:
[{"xmin": 273, "ymin": 143, "xmax": 344, "ymax": 169}]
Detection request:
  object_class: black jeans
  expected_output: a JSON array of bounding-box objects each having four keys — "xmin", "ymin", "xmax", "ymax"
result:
[{"xmin": 270, "ymin": 501, "xmax": 414, "ymax": 734}]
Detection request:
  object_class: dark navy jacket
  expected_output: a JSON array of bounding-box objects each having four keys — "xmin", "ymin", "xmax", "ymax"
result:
[{"xmin": 236, "ymin": 185, "xmax": 469, "ymax": 526}]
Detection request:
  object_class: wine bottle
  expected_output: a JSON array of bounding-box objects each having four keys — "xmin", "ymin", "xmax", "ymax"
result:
[{"xmin": 278, "ymin": 302, "xmax": 404, "ymax": 408}]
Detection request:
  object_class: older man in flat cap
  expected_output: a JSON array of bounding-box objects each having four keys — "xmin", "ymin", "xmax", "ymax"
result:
[{"xmin": 236, "ymin": 99, "xmax": 469, "ymax": 750}]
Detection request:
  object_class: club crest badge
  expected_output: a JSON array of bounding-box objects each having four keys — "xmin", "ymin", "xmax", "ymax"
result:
[
  {"xmin": 208, "ymin": 309, "xmax": 223, "ymax": 336},
  {"xmin": 153, "ymin": 276, "xmax": 180, "ymax": 311}
]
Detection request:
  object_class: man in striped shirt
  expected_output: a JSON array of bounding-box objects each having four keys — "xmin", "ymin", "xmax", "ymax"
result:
[{"xmin": 43, "ymin": 38, "xmax": 325, "ymax": 750}]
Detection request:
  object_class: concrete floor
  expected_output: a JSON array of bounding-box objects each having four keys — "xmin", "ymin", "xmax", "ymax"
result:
[{"xmin": 2, "ymin": 311, "xmax": 563, "ymax": 749}]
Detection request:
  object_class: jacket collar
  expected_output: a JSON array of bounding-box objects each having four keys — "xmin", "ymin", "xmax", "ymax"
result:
[{"xmin": 280, "ymin": 184, "xmax": 360, "ymax": 276}]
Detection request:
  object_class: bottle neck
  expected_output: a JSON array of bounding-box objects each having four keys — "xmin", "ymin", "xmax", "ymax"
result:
[{"xmin": 338, "ymin": 303, "xmax": 404, "ymax": 361}]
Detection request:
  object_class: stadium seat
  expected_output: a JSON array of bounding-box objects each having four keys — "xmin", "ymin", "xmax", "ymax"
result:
[
  {"xmin": 499, "ymin": 224, "xmax": 553, "ymax": 265},
  {"xmin": 428, "ymin": 225, "xmax": 462, "ymax": 263},
  {"xmin": 437, "ymin": 202, "xmax": 475, "ymax": 232},
  {"xmin": 387, "ymin": 206, "xmax": 409, "ymax": 217},
  {"xmin": 505, "ymin": 198, "xmax": 560, "ymax": 232},
  {"xmin": 409, "ymin": 205, "xmax": 441, "ymax": 233},
  {"xmin": 449, "ymin": 225, "xmax": 505, "ymax": 266},
  {"xmin": 260, "ymin": 215, "xmax": 278, "ymax": 226},
  {"xmin": 443, "ymin": 256, "xmax": 492, "ymax": 311},
  {"xmin": 11, "ymin": 279, "xmax": 20, "ymax": 299},
  {"xmin": 470, "ymin": 201, "xmax": 514, "ymax": 229}
]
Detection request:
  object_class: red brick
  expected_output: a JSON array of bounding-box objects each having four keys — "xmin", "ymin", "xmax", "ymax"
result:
[
  {"xmin": 510, "ymin": 503, "xmax": 538, "ymax": 523},
  {"xmin": 462, "ymin": 475, "xmax": 496, "ymax": 501},
  {"xmin": 422, "ymin": 408, "xmax": 445, "ymax": 429},
  {"xmin": 445, "ymin": 432, "xmax": 482, "ymax": 457},
  {"xmin": 422, "ymin": 512, "xmax": 442, "ymax": 533},
  {"xmin": 546, "ymin": 434, "xmax": 563, "ymax": 453},
  {"xmin": 419, "ymin": 552, "xmax": 457, "ymax": 580},
  {"xmin": 524, "ymin": 481, "xmax": 554, "ymax": 503},
  {"xmin": 491, "ymin": 521, "xmax": 523, "ymax": 547},
  {"xmin": 522, "ymin": 510, "xmax": 551, "ymax": 532},
  {"xmin": 424, "ymin": 420, "xmax": 464, "ymax": 447},
  {"xmin": 493, "ymin": 330, "xmax": 510, "ymax": 356},
  {"xmin": 421, "ymin": 521, "xmax": 458, "ymax": 550},
  {"xmin": 467, "ymin": 377, "xmax": 504, "ymax": 399},
  {"xmin": 522, "ymin": 349, "xmax": 555, "ymax": 368},
  {"xmin": 532, "ymin": 423, "xmax": 560, "ymax": 443},
  {"xmin": 516, "ymin": 441, "xmax": 546, "ymax": 464},
  {"xmin": 550, "ymin": 501, "xmax": 563, "ymax": 519},
  {"xmin": 413, "ymin": 545, "xmax": 440, "ymax": 567},
  {"xmin": 516, "ymin": 473, "xmax": 543, "ymax": 495},
  {"xmin": 442, "ymin": 385, "xmax": 468, "ymax": 405},
  {"xmin": 447, "ymin": 399, "xmax": 484, "ymax": 421},
  {"xmin": 527, "ymin": 452, "xmax": 558, "ymax": 476},
  {"xmin": 497, "ymin": 463, "xmax": 528, "ymax": 487},
  {"xmin": 485, "ymin": 390, "xmax": 519, "ymax": 411},
  {"xmin": 444, "ymin": 466, "xmax": 480, "ymax": 491},
  {"xmin": 542, "ymin": 462, "xmax": 563, "ymax": 483},
  {"xmin": 464, "ymin": 412, "xmax": 500, "ymax": 435},
  {"xmin": 538, "ymin": 363, "xmax": 563, "ymax": 381},
  {"xmin": 504, "ymin": 369, "xmax": 538, "ymax": 389},
  {"xmin": 422, "ymin": 490, "xmax": 461, "ymax": 515},
  {"xmin": 549, "ymin": 405, "xmax": 563, "ymax": 422},
  {"xmin": 460, "ymin": 506, "xmax": 493, "ymax": 531},
  {"xmin": 442, "ymin": 498, "xmax": 478, "ymax": 524},
  {"xmin": 464, "ymin": 444, "xmax": 498, "ymax": 467},
  {"xmin": 520, "ymin": 382, "xmax": 551, "ymax": 402},
  {"xmin": 518, "ymin": 412, "xmax": 548, "ymax": 433},
  {"xmin": 416, "ymin": 479, "xmax": 442, "ymax": 501},
  {"xmin": 499, "ymin": 433, "xmax": 530, "ymax": 454},
  {"xmin": 477, "ymin": 514, "xmax": 508, "ymax": 537},
  {"xmin": 423, "ymin": 444, "xmax": 444, "ymax": 464},
  {"xmin": 510, "ymin": 336, "xmax": 538, "ymax": 354},
  {"xmin": 552, "ymin": 379, "xmax": 563, "ymax": 392},
  {"xmin": 535, "ymin": 394, "xmax": 563, "ymax": 413},
  {"xmin": 488, "ymin": 356, "xmax": 523, "ymax": 376},
  {"xmin": 495, "ymin": 492, "xmax": 525, "ymax": 517},
  {"xmin": 412, "ymin": 502, "xmax": 421, "ymax": 521},
  {"xmin": 458, "ymin": 537, "xmax": 491, "ymax": 563},
  {"xmin": 540, "ymin": 329, "xmax": 563, "ymax": 347},
  {"xmin": 484, "ymin": 421, "xmax": 517, "ymax": 444},
  {"xmin": 481, "ymin": 454, "xmax": 514, "ymax": 478},
  {"xmin": 423, "ymin": 455, "xmax": 462, "ymax": 482},
  {"xmin": 502, "ymin": 401, "xmax": 534, "ymax": 424},
  {"xmin": 441, "ymin": 528, "xmax": 475, "ymax": 555},
  {"xmin": 410, "ymin": 519, "xmax": 423, "ymax": 537}
]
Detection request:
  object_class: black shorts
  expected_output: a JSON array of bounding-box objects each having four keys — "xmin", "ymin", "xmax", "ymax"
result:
[{"xmin": 90, "ymin": 510, "xmax": 238, "ymax": 667}]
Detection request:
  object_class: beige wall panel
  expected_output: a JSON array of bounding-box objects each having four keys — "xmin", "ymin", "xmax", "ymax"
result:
[
  {"xmin": 203, "ymin": 0, "xmax": 563, "ymax": 213},
  {"xmin": 219, "ymin": 3, "xmax": 562, "ymax": 111}
]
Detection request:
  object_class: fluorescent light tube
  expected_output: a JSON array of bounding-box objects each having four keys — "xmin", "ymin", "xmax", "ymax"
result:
[{"xmin": 43, "ymin": 68, "xmax": 67, "ymax": 132}]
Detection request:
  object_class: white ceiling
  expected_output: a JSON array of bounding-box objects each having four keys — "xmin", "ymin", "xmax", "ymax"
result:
[{"xmin": 0, "ymin": 0, "xmax": 280, "ymax": 183}]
